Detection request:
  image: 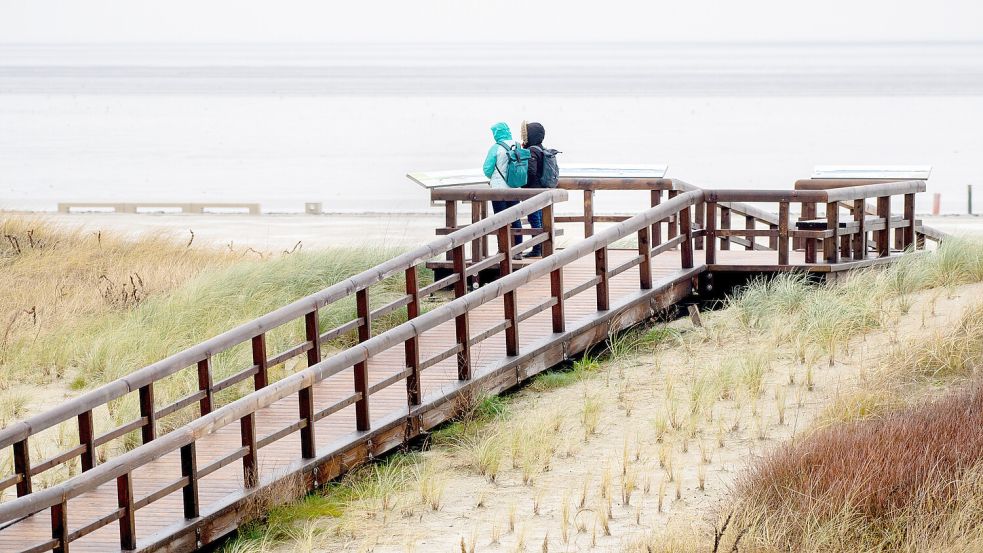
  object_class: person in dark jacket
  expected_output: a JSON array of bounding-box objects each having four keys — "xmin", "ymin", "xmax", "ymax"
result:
[{"xmin": 521, "ymin": 121, "xmax": 548, "ymax": 257}]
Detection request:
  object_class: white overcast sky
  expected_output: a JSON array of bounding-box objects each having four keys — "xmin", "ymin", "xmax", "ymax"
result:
[{"xmin": 0, "ymin": 0, "xmax": 981, "ymax": 43}]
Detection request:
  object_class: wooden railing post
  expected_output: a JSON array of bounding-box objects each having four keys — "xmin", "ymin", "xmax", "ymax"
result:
[
  {"xmin": 78, "ymin": 410, "xmax": 95, "ymax": 472},
  {"xmin": 542, "ymin": 203, "xmax": 556, "ymax": 258},
  {"xmin": 876, "ymin": 196, "xmax": 891, "ymax": 257},
  {"xmin": 251, "ymin": 334, "xmax": 269, "ymax": 390},
  {"xmin": 778, "ymin": 202, "xmax": 790, "ymax": 265},
  {"xmin": 583, "ymin": 190, "xmax": 595, "ymax": 238},
  {"xmin": 543, "ymin": 205, "xmax": 565, "ymax": 333},
  {"xmin": 801, "ymin": 201, "xmax": 817, "ymax": 256},
  {"xmin": 404, "ymin": 267, "xmax": 422, "ymax": 406},
  {"xmin": 444, "ymin": 200, "xmax": 457, "ymax": 261},
  {"xmin": 354, "ymin": 288, "xmax": 371, "ymax": 431},
  {"xmin": 300, "ymin": 310, "xmax": 320, "ymax": 458},
  {"xmin": 51, "ymin": 500, "xmax": 68, "ymax": 553},
  {"xmin": 768, "ymin": 224, "xmax": 778, "ymax": 250},
  {"xmin": 650, "ymin": 190, "xmax": 662, "ymax": 247},
  {"xmin": 240, "ymin": 413, "xmax": 258, "ymax": 487},
  {"xmin": 824, "ymin": 202, "xmax": 840, "ymax": 263},
  {"xmin": 197, "ymin": 357, "xmax": 213, "ymax": 416},
  {"xmin": 894, "ymin": 198, "xmax": 906, "ymax": 251},
  {"xmin": 638, "ymin": 226, "xmax": 652, "ymax": 290},
  {"xmin": 117, "ymin": 472, "xmax": 136, "ymax": 550},
  {"xmin": 480, "ymin": 201, "xmax": 490, "ymax": 261},
  {"xmin": 139, "ymin": 383, "xmax": 156, "ymax": 444},
  {"xmin": 667, "ymin": 190, "xmax": 679, "ymax": 246},
  {"xmin": 595, "ymin": 246, "xmax": 610, "ymax": 311},
  {"xmin": 853, "ymin": 199, "xmax": 866, "ymax": 259},
  {"xmin": 12, "ymin": 438, "xmax": 31, "ymax": 497},
  {"xmin": 694, "ymin": 198, "xmax": 705, "ymax": 250},
  {"xmin": 471, "ymin": 200, "xmax": 484, "ymax": 285},
  {"xmin": 452, "ymin": 245, "xmax": 472, "ymax": 380},
  {"xmin": 903, "ymin": 193, "xmax": 916, "ymax": 249},
  {"xmin": 705, "ymin": 202, "xmax": 717, "ymax": 265},
  {"xmin": 680, "ymin": 205, "xmax": 694, "ymax": 269},
  {"xmin": 497, "ymin": 227, "xmax": 519, "ymax": 356},
  {"xmin": 719, "ymin": 206, "xmax": 731, "ymax": 250},
  {"xmin": 744, "ymin": 215, "xmax": 755, "ymax": 251},
  {"xmin": 180, "ymin": 442, "xmax": 199, "ymax": 519},
  {"xmin": 840, "ymin": 207, "xmax": 852, "ymax": 259}
]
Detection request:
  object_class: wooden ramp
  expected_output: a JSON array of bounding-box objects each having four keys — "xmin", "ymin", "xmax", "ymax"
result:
[{"xmin": 0, "ymin": 179, "xmax": 936, "ymax": 552}]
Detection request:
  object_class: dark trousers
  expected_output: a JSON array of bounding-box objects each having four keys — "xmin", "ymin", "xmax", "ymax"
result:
[{"xmin": 491, "ymin": 200, "xmax": 523, "ymax": 246}]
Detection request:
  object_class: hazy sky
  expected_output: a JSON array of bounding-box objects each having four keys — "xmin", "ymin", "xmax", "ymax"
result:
[{"xmin": 1, "ymin": 0, "xmax": 981, "ymax": 43}]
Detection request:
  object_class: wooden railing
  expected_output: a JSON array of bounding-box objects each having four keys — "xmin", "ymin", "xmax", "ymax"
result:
[
  {"xmin": 0, "ymin": 191, "xmax": 568, "ymax": 532},
  {"xmin": 433, "ymin": 179, "xmax": 928, "ymax": 273},
  {"xmin": 433, "ymin": 178, "xmax": 781, "ymax": 275},
  {"xmin": 703, "ymin": 180, "xmax": 927, "ymax": 266},
  {"xmin": 793, "ymin": 178, "xmax": 944, "ymax": 249},
  {"xmin": 0, "ymin": 189, "xmax": 704, "ymax": 552}
]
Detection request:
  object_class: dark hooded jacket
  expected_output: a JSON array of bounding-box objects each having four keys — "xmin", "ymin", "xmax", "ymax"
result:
[{"xmin": 522, "ymin": 122, "xmax": 547, "ymax": 188}]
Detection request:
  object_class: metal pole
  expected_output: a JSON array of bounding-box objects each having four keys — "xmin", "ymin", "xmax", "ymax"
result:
[{"xmin": 969, "ymin": 184, "xmax": 974, "ymax": 215}]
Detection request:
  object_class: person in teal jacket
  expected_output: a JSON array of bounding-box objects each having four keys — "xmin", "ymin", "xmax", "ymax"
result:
[{"xmin": 482, "ymin": 122, "xmax": 522, "ymax": 252}]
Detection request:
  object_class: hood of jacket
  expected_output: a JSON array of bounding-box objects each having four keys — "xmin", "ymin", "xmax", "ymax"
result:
[
  {"xmin": 524, "ymin": 122, "xmax": 545, "ymax": 147},
  {"xmin": 491, "ymin": 122, "xmax": 512, "ymax": 143}
]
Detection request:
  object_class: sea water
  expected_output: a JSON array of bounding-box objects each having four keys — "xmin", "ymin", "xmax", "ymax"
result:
[{"xmin": 2, "ymin": 42, "xmax": 982, "ymax": 214}]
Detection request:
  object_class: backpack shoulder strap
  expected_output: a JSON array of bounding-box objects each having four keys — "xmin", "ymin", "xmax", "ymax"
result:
[{"xmin": 493, "ymin": 141, "xmax": 509, "ymax": 181}]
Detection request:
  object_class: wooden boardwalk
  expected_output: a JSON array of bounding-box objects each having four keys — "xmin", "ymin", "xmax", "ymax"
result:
[
  {"xmin": 0, "ymin": 249, "xmax": 689, "ymax": 551},
  {"xmin": 0, "ymin": 249, "xmax": 908, "ymax": 552},
  {"xmin": 0, "ymin": 179, "xmax": 935, "ymax": 552}
]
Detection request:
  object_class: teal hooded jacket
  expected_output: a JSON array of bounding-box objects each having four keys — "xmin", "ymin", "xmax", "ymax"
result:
[{"xmin": 482, "ymin": 122, "xmax": 515, "ymax": 189}]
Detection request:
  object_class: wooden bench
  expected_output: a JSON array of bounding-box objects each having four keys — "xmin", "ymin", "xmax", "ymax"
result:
[{"xmin": 57, "ymin": 202, "xmax": 261, "ymax": 215}]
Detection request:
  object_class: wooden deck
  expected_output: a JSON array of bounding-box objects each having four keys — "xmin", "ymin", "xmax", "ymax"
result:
[{"xmin": 0, "ymin": 180, "xmax": 936, "ymax": 553}]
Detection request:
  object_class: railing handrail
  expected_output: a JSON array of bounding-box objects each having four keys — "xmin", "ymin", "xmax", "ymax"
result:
[
  {"xmin": 822, "ymin": 180, "xmax": 926, "ymax": 202},
  {"xmin": 703, "ymin": 180, "xmax": 925, "ymax": 204},
  {"xmin": 0, "ymin": 190, "xmax": 568, "ymax": 450},
  {"xmin": 0, "ymin": 189, "xmax": 699, "ymax": 523},
  {"xmin": 431, "ymin": 187, "xmax": 551, "ymax": 201}
]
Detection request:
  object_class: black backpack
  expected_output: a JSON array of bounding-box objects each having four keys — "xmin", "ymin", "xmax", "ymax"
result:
[{"xmin": 530, "ymin": 145, "xmax": 560, "ymax": 188}]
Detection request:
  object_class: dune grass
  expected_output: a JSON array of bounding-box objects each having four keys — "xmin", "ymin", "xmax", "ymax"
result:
[
  {"xmin": 735, "ymin": 383, "xmax": 983, "ymax": 553},
  {"xmin": 0, "ymin": 217, "xmax": 237, "ymax": 384},
  {"xmin": 663, "ymin": 240, "xmax": 983, "ymax": 553},
  {"xmin": 724, "ymin": 237, "xmax": 983, "ymax": 367}
]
